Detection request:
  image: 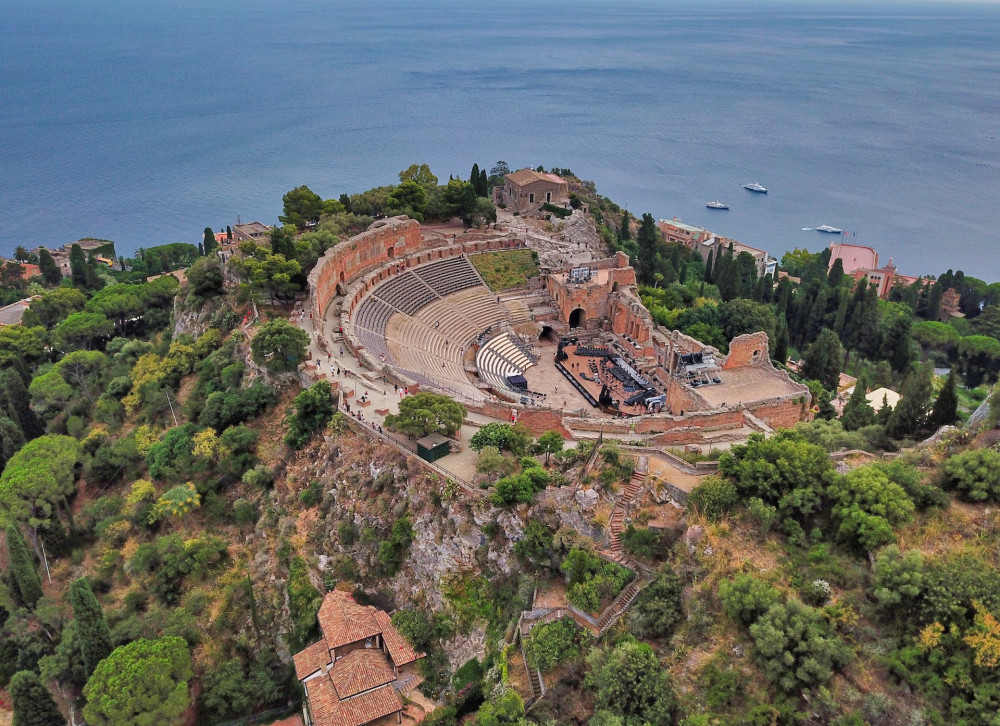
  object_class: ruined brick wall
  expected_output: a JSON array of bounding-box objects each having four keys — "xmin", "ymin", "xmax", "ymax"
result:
[
  {"xmin": 609, "ymin": 290, "xmax": 653, "ymax": 344},
  {"xmin": 747, "ymin": 398, "xmax": 807, "ymax": 430},
  {"xmin": 722, "ymin": 331, "xmax": 770, "ymax": 369},
  {"xmin": 635, "ymin": 409, "xmax": 744, "ymax": 433},
  {"xmin": 515, "ymin": 410, "xmax": 572, "ymax": 439},
  {"xmin": 309, "ymin": 216, "xmax": 423, "ymax": 320},
  {"xmin": 664, "ymin": 378, "xmax": 708, "ymax": 415}
]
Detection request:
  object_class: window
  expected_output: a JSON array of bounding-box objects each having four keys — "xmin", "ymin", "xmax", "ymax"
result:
[
  {"xmin": 546, "ymin": 191, "xmax": 552, "ymax": 202},
  {"xmin": 529, "ymin": 193, "xmax": 534, "ymax": 203}
]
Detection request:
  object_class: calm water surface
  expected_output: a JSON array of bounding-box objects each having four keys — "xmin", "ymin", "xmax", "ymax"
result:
[{"xmin": 2, "ymin": 0, "xmax": 999, "ymax": 278}]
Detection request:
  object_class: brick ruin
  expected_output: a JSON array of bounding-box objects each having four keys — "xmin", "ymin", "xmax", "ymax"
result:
[{"xmin": 308, "ymin": 217, "xmax": 810, "ymax": 446}]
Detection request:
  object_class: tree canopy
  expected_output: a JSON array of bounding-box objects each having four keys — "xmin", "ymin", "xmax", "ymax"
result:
[
  {"xmin": 82, "ymin": 636, "xmax": 193, "ymax": 726},
  {"xmin": 384, "ymin": 392, "xmax": 466, "ymax": 438}
]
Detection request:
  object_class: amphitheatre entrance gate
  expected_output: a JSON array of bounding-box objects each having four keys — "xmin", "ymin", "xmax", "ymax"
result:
[{"xmin": 569, "ymin": 308, "xmax": 585, "ymax": 328}]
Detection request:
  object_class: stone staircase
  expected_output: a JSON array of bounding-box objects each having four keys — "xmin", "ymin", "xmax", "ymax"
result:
[
  {"xmin": 393, "ymin": 673, "xmax": 424, "ymax": 696},
  {"xmin": 606, "ymin": 469, "xmax": 646, "ymax": 557},
  {"xmin": 595, "ymin": 577, "xmax": 647, "ymax": 635}
]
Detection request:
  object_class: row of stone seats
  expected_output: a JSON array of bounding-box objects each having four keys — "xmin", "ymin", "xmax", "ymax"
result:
[
  {"xmin": 373, "ymin": 271, "xmax": 438, "ymax": 315},
  {"xmin": 355, "ymin": 295, "xmax": 394, "ymax": 333},
  {"xmin": 414, "ymin": 256, "xmax": 482, "ymax": 296}
]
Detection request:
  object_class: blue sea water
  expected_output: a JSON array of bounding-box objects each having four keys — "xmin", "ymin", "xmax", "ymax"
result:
[{"xmin": 2, "ymin": 0, "xmax": 999, "ymax": 279}]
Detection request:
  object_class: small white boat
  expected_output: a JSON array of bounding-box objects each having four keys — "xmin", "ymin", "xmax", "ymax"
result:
[
  {"xmin": 743, "ymin": 181, "xmax": 767, "ymax": 193},
  {"xmin": 815, "ymin": 225, "xmax": 843, "ymax": 234},
  {"xmin": 706, "ymin": 201, "xmax": 729, "ymax": 209}
]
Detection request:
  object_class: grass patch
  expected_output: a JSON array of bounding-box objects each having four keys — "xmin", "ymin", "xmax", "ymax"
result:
[{"xmin": 470, "ymin": 249, "xmax": 539, "ymax": 291}]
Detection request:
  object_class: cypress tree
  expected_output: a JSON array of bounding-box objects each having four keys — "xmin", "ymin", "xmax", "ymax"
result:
[
  {"xmin": 704, "ymin": 250, "xmax": 714, "ymax": 283},
  {"xmin": 480, "ymin": 168, "xmax": 488, "ymax": 197},
  {"xmin": 10, "ymin": 670, "xmax": 67, "ymax": 726},
  {"xmin": 887, "ymin": 362, "xmax": 934, "ymax": 439},
  {"xmin": 0, "ymin": 370, "xmax": 42, "ymax": 439},
  {"xmin": 470, "ymin": 163, "xmax": 481, "ymax": 193},
  {"xmin": 6, "ymin": 525, "xmax": 43, "ymax": 610},
  {"xmin": 70, "ymin": 578, "xmax": 113, "ymax": 678},
  {"xmin": 203, "ymin": 227, "xmax": 217, "ymax": 256},
  {"xmin": 827, "ymin": 257, "xmax": 845, "ymax": 288},
  {"xmin": 226, "ymin": 225, "xmax": 233, "ymax": 241},
  {"xmin": 69, "ymin": 244, "xmax": 87, "ymax": 288},
  {"xmin": 925, "ymin": 281, "xmax": 944, "ymax": 321},
  {"xmin": 620, "ymin": 209, "xmax": 631, "ymax": 240},
  {"xmin": 773, "ymin": 316, "xmax": 789, "ymax": 366},
  {"xmin": 929, "ymin": 368, "xmax": 958, "ymax": 428},
  {"xmin": 841, "ymin": 376, "xmax": 876, "ymax": 431},
  {"xmin": 38, "ymin": 249, "xmax": 62, "ymax": 285},
  {"xmin": 0, "ymin": 415, "xmax": 25, "ymax": 470}
]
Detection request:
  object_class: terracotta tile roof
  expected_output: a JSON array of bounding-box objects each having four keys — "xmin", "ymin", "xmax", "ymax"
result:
[
  {"xmin": 329, "ymin": 649, "xmax": 395, "ymax": 699},
  {"xmin": 318, "ymin": 591, "xmax": 382, "ymax": 649},
  {"xmin": 294, "ymin": 639, "xmax": 331, "ymax": 680},
  {"xmin": 305, "ymin": 677, "xmax": 341, "ymax": 726},
  {"xmin": 374, "ymin": 611, "xmax": 421, "ymax": 667},
  {"xmin": 505, "ymin": 169, "xmax": 567, "ymax": 188},
  {"xmin": 331, "ymin": 684, "xmax": 403, "ymax": 726}
]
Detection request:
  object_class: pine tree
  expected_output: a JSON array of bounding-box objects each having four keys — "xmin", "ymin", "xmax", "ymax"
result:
[
  {"xmin": 929, "ymin": 368, "xmax": 958, "ymax": 428},
  {"xmin": 6, "ymin": 524, "xmax": 43, "ymax": 609},
  {"xmin": 841, "ymin": 376, "xmax": 876, "ymax": 431},
  {"xmin": 69, "ymin": 244, "xmax": 87, "ymax": 288},
  {"xmin": 70, "ymin": 578, "xmax": 113, "ymax": 678},
  {"xmin": 38, "ymin": 249, "xmax": 62, "ymax": 285},
  {"xmin": 10, "ymin": 670, "xmax": 67, "ymax": 726}
]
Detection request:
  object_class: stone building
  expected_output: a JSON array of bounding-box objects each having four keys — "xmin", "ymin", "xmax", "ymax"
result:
[{"xmin": 496, "ymin": 169, "xmax": 569, "ymax": 214}]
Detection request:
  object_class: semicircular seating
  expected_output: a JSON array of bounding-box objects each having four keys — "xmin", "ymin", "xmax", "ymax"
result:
[{"xmin": 351, "ymin": 256, "xmax": 516, "ymax": 401}]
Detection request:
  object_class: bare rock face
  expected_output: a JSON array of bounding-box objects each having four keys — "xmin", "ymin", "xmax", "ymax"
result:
[
  {"xmin": 575, "ymin": 488, "xmax": 599, "ymax": 510},
  {"xmin": 532, "ymin": 487, "xmax": 604, "ymax": 541},
  {"xmin": 442, "ymin": 627, "xmax": 489, "ymax": 671},
  {"xmin": 682, "ymin": 525, "xmax": 706, "ymax": 554}
]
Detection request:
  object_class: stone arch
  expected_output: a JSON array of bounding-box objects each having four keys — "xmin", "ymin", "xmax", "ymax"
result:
[
  {"xmin": 569, "ymin": 308, "xmax": 585, "ymax": 328},
  {"xmin": 339, "ymin": 270, "xmax": 345, "ymax": 284},
  {"xmin": 387, "ymin": 246, "xmax": 394, "ymax": 259}
]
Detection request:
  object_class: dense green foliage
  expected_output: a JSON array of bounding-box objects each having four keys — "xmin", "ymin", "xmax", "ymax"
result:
[
  {"xmin": 561, "ymin": 548, "xmax": 633, "ymax": 613},
  {"xmin": 284, "ymin": 381, "xmax": 334, "ymax": 448}
]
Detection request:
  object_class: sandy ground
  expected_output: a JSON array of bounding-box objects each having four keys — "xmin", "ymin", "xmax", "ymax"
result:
[{"xmin": 647, "ymin": 456, "xmax": 707, "ymax": 494}]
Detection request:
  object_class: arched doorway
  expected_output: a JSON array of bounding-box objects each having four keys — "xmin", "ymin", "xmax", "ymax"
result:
[
  {"xmin": 387, "ymin": 247, "xmax": 394, "ymax": 259},
  {"xmin": 339, "ymin": 270, "xmax": 346, "ymax": 283},
  {"xmin": 569, "ymin": 308, "xmax": 585, "ymax": 328}
]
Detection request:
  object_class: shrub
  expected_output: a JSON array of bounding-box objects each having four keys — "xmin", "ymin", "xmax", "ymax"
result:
[
  {"xmin": 628, "ymin": 564, "xmax": 683, "ymax": 640},
  {"xmin": 561, "ymin": 548, "xmax": 633, "ymax": 614},
  {"xmin": 525, "ymin": 617, "xmax": 583, "ymax": 672},
  {"xmin": 377, "ymin": 515, "xmax": 414, "ymax": 576},
  {"xmin": 284, "ymin": 382, "xmax": 334, "ymax": 449},
  {"xmin": 941, "ymin": 448, "xmax": 1000, "ymax": 503},
  {"xmin": 687, "ymin": 475, "xmax": 738, "ymax": 521}
]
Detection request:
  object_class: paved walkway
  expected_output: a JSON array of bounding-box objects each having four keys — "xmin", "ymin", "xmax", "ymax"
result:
[{"xmin": 290, "ymin": 299, "xmax": 489, "ymax": 483}]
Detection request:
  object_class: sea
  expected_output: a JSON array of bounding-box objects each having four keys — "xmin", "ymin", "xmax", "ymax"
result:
[{"xmin": 2, "ymin": 0, "xmax": 999, "ymax": 279}]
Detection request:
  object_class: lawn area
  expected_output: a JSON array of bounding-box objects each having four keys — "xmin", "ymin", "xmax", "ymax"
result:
[{"xmin": 471, "ymin": 249, "xmax": 539, "ymax": 291}]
